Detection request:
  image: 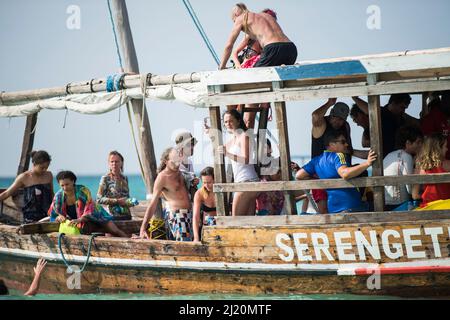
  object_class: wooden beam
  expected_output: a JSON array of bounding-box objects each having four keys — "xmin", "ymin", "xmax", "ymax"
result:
[
  {"xmin": 213, "ymin": 173, "xmax": 450, "ymax": 193},
  {"xmin": 367, "ymin": 74, "xmax": 384, "ymax": 212},
  {"xmin": 205, "ymin": 77, "xmax": 450, "ymax": 106},
  {"xmin": 215, "ymin": 210, "xmax": 450, "ymax": 227},
  {"xmin": 17, "ymin": 114, "xmax": 38, "ymax": 175},
  {"xmin": 111, "ymin": 0, "xmax": 161, "ymax": 216},
  {"xmin": 273, "ymin": 82, "xmax": 297, "ymax": 215},
  {"xmin": 209, "ymin": 106, "xmax": 229, "ymax": 216},
  {"xmin": 204, "ymin": 47, "xmax": 450, "ymax": 86},
  {"xmin": 256, "ymin": 105, "xmax": 269, "ymax": 175}
]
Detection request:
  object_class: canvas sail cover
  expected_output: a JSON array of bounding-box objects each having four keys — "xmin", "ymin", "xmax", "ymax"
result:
[{"xmin": 0, "ymin": 82, "xmax": 207, "ymax": 117}]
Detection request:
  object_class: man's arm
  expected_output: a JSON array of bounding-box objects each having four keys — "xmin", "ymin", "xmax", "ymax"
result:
[
  {"xmin": 231, "ymin": 36, "xmax": 250, "ymax": 69},
  {"xmin": 352, "ymin": 149, "xmax": 369, "ymax": 160},
  {"xmin": 295, "ymin": 169, "xmax": 311, "ymax": 181},
  {"xmin": 311, "ymin": 98, "xmax": 336, "ymax": 138},
  {"xmin": 219, "ymin": 18, "xmax": 244, "ymax": 69},
  {"xmin": 139, "ymin": 176, "xmax": 164, "ymax": 239},
  {"xmin": 338, "ymin": 150, "xmax": 377, "ymax": 180},
  {"xmin": 352, "ymin": 96, "xmax": 369, "ymax": 114}
]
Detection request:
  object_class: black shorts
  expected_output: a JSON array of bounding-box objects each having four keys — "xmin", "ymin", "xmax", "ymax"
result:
[{"xmin": 254, "ymin": 42, "xmax": 298, "ymax": 67}]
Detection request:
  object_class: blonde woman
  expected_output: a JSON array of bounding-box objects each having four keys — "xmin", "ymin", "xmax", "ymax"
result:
[{"xmin": 415, "ymin": 133, "xmax": 450, "ymax": 207}]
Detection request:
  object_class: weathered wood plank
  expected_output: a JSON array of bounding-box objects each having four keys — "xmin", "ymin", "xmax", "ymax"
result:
[
  {"xmin": 273, "ymin": 89, "xmax": 297, "ymax": 215},
  {"xmin": 367, "ymin": 75, "xmax": 384, "ymax": 212},
  {"xmin": 214, "ymin": 210, "xmax": 450, "ymax": 227},
  {"xmin": 209, "ymin": 106, "xmax": 229, "ymax": 216},
  {"xmin": 204, "ymin": 48, "xmax": 450, "ymax": 86},
  {"xmin": 205, "ymin": 77, "xmax": 450, "ymax": 106},
  {"xmin": 213, "ymin": 173, "xmax": 450, "ymax": 193}
]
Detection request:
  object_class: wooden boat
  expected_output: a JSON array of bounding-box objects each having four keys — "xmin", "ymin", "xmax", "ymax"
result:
[
  {"xmin": 1, "ymin": 210, "xmax": 450, "ymax": 297},
  {"xmin": 2, "ymin": 2, "xmax": 450, "ymax": 297}
]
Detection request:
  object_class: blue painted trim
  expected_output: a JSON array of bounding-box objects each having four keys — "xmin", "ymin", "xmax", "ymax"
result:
[{"xmin": 275, "ymin": 60, "xmax": 368, "ymax": 81}]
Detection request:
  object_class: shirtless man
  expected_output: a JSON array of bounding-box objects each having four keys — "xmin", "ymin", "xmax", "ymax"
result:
[
  {"xmin": 219, "ymin": 3, "xmax": 297, "ymax": 70},
  {"xmin": 139, "ymin": 147, "xmax": 193, "ymax": 241}
]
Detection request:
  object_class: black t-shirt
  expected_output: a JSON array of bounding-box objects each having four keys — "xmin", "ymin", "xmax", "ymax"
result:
[
  {"xmin": 380, "ymin": 106, "xmax": 399, "ymax": 158},
  {"xmin": 311, "ymin": 116, "xmax": 353, "ymax": 158}
]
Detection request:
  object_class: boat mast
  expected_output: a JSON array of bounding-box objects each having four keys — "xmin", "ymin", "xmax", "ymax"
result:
[
  {"xmin": 110, "ymin": 0, "xmax": 160, "ymax": 213},
  {"xmin": 16, "ymin": 114, "xmax": 38, "ymax": 175}
]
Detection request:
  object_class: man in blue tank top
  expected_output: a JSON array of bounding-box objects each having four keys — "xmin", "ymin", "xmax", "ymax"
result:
[{"xmin": 296, "ymin": 131, "xmax": 377, "ymax": 213}]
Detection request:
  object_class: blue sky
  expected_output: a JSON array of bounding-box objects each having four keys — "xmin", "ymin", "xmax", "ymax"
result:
[{"xmin": 1, "ymin": 0, "xmax": 450, "ymax": 176}]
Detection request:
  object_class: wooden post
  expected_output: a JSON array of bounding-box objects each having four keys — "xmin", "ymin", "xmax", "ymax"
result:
[
  {"xmin": 257, "ymin": 106, "xmax": 270, "ymax": 175},
  {"xmin": 209, "ymin": 106, "xmax": 229, "ymax": 216},
  {"xmin": 111, "ymin": 0, "xmax": 161, "ymax": 216},
  {"xmin": 367, "ymin": 74, "xmax": 385, "ymax": 212},
  {"xmin": 17, "ymin": 114, "xmax": 38, "ymax": 175},
  {"xmin": 273, "ymin": 82, "xmax": 297, "ymax": 215}
]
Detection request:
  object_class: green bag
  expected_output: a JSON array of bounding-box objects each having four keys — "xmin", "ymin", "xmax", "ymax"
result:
[{"xmin": 58, "ymin": 220, "xmax": 81, "ymax": 236}]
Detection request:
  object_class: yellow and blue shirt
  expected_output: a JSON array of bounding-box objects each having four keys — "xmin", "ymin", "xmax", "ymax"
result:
[{"xmin": 303, "ymin": 151, "xmax": 362, "ymax": 213}]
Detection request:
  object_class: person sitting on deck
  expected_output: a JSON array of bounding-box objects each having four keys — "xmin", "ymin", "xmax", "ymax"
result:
[
  {"xmin": 421, "ymin": 91, "xmax": 450, "ymax": 160},
  {"xmin": 414, "ymin": 133, "xmax": 450, "ymax": 208},
  {"xmin": 192, "ymin": 167, "xmax": 217, "ymax": 242},
  {"xmin": 383, "ymin": 126, "xmax": 423, "ymax": 211},
  {"xmin": 352, "ymin": 94, "xmax": 420, "ymax": 158},
  {"xmin": 49, "ymin": 171, "xmax": 127, "ymax": 237},
  {"xmin": 139, "ymin": 147, "xmax": 193, "ymax": 241},
  {"xmin": 96, "ymin": 151, "xmax": 137, "ymax": 221},
  {"xmin": 219, "ymin": 3, "xmax": 297, "ymax": 70},
  {"xmin": 175, "ymin": 131, "xmax": 200, "ymax": 201},
  {"xmin": 218, "ymin": 109, "xmax": 259, "ymax": 216},
  {"xmin": 296, "ymin": 131, "xmax": 377, "ymax": 213},
  {"xmin": 0, "ymin": 150, "xmax": 54, "ymax": 224}
]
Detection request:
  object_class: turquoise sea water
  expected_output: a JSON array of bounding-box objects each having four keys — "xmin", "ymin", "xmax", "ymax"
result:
[
  {"xmin": 0, "ymin": 174, "xmax": 148, "ymax": 201},
  {"xmin": 1, "ymin": 290, "xmax": 404, "ymax": 300}
]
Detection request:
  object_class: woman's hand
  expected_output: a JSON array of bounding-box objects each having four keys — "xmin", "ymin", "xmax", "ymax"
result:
[
  {"xmin": 117, "ymin": 198, "xmax": 127, "ymax": 206},
  {"xmin": 55, "ymin": 215, "xmax": 66, "ymax": 223},
  {"xmin": 68, "ymin": 218, "xmax": 82, "ymax": 226},
  {"xmin": 217, "ymin": 145, "xmax": 226, "ymax": 155},
  {"xmin": 139, "ymin": 228, "xmax": 150, "ymax": 240}
]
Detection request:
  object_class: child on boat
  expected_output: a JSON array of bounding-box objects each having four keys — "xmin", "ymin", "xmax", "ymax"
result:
[
  {"xmin": 0, "ymin": 150, "xmax": 54, "ymax": 224},
  {"xmin": 192, "ymin": 167, "xmax": 217, "ymax": 242}
]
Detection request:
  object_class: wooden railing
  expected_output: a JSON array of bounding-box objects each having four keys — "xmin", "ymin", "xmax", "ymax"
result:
[{"xmin": 214, "ymin": 173, "xmax": 450, "ymax": 193}]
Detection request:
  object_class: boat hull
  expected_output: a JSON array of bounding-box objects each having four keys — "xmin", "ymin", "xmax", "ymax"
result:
[{"xmin": 1, "ymin": 211, "xmax": 450, "ymax": 297}]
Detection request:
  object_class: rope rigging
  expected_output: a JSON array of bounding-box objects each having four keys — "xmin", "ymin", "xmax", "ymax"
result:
[{"xmin": 181, "ymin": 0, "xmax": 220, "ymax": 66}]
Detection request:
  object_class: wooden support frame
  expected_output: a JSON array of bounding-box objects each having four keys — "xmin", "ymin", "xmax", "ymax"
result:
[
  {"xmin": 209, "ymin": 106, "xmax": 229, "ymax": 216},
  {"xmin": 213, "ymin": 172, "xmax": 450, "ymax": 193},
  {"xmin": 256, "ymin": 105, "xmax": 270, "ymax": 175},
  {"xmin": 17, "ymin": 114, "xmax": 38, "ymax": 175},
  {"xmin": 273, "ymin": 82, "xmax": 297, "ymax": 215},
  {"xmin": 367, "ymin": 74, "xmax": 385, "ymax": 212},
  {"xmin": 205, "ymin": 77, "xmax": 450, "ymax": 107}
]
